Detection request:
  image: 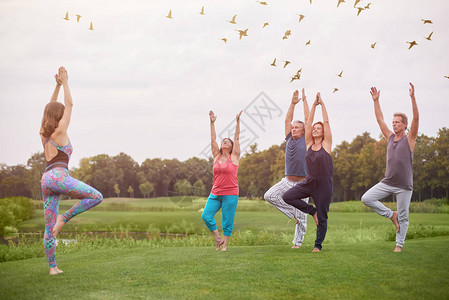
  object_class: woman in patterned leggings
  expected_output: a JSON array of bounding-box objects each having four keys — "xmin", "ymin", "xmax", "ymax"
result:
[{"xmin": 40, "ymin": 67, "xmax": 103, "ymax": 275}]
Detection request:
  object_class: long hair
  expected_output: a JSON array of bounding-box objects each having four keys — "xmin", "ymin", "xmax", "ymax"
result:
[
  {"xmin": 40, "ymin": 102, "xmax": 65, "ymax": 138},
  {"xmin": 312, "ymin": 121, "xmax": 325, "ymax": 144},
  {"xmin": 219, "ymin": 138, "xmax": 234, "ymax": 155}
]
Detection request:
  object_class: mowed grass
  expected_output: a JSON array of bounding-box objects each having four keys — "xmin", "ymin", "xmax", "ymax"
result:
[
  {"xmin": 2, "ymin": 198, "xmax": 448, "ymax": 299},
  {"xmin": 0, "ymin": 237, "xmax": 448, "ymax": 299}
]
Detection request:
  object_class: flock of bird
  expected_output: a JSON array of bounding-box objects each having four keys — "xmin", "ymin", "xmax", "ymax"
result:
[
  {"xmin": 63, "ymin": 12, "xmax": 94, "ymax": 30},
  {"xmin": 162, "ymin": 1, "xmax": 446, "ymax": 86},
  {"xmin": 61, "ymin": 1, "xmax": 448, "ymax": 84}
]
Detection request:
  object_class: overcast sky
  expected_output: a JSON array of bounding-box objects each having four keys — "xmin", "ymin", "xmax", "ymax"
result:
[{"xmin": 1, "ymin": 0, "xmax": 448, "ymax": 168}]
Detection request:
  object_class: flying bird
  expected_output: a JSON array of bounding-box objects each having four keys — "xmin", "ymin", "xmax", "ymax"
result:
[
  {"xmin": 166, "ymin": 10, "xmax": 173, "ymax": 19},
  {"xmin": 290, "ymin": 74, "xmax": 301, "ymax": 83},
  {"xmin": 63, "ymin": 12, "xmax": 69, "ymax": 21},
  {"xmin": 365, "ymin": 3, "xmax": 371, "ymax": 9},
  {"xmin": 263, "ymin": 22, "xmax": 269, "ymax": 28},
  {"xmin": 421, "ymin": 19, "xmax": 432, "ymax": 24},
  {"xmin": 309, "ymin": 0, "xmax": 312, "ymax": 4},
  {"xmin": 89, "ymin": 22, "xmax": 94, "ymax": 30},
  {"xmin": 296, "ymin": 68, "xmax": 303, "ymax": 74},
  {"xmin": 228, "ymin": 15, "xmax": 237, "ymax": 24},
  {"xmin": 271, "ymin": 58, "xmax": 277, "ymax": 67},
  {"xmin": 283, "ymin": 30, "xmax": 292, "ymax": 40},
  {"xmin": 337, "ymin": 71, "xmax": 343, "ymax": 77},
  {"xmin": 337, "ymin": 0, "xmax": 345, "ymax": 8},
  {"xmin": 356, "ymin": 7, "xmax": 364, "ymax": 16},
  {"xmin": 333, "ymin": 88, "xmax": 339, "ymax": 93},
  {"xmin": 444, "ymin": 75, "xmax": 449, "ymax": 79},
  {"xmin": 354, "ymin": 0, "xmax": 361, "ymax": 7},
  {"xmin": 76, "ymin": 15, "xmax": 81, "ymax": 23},
  {"xmin": 200, "ymin": 6, "xmax": 205, "ymax": 15},
  {"xmin": 371, "ymin": 42, "xmax": 376, "ymax": 49},
  {"xmin": 222, "ymin": 38, "xmax": 228, "ymax": 43},
  {"xmin": 257, "ymin": 1, "xmax": 268, "ymax": 5},
  {"xmin": 407, "ymin": 41, "xmax": 418, "ymax": 49},
  {"xmin": 283, "ymin": 61, "xmax": 291, "ymax": 68},
  {"xmin": 298, "ymin": 14, "xmax": 305, "ymax": 23},
  {"xmin": 236, "ymin": 28, "xmax": 248, "ymax": 40},
  {"xmin": 425, "ymin": 32, "xmax": 433, "ymax": 40},
  {"xmin": 305, "ymin": 40, "xmax": 311, "ymax": 46}
]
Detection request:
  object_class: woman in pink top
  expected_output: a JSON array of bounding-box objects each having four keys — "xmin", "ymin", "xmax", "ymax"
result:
[{"xmin": 202, "ymin": 110, "xmax": 242, "ymax": 251}]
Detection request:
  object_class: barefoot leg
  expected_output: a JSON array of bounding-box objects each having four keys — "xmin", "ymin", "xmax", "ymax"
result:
[
  {"xmin": 313, "ymin": 212, "xmax": 319, "ymax": 226},
  {"xmin": 393, "ymin": 246, "xmax": 402, "ymax": 252},
  {"xmin": 52, "ymin": 215, "xmax": 65, "ymax": 238},
  {"xmin": 390, "ymin": 211, "xmax": 400, "ymax": 233},
  {"xmin": 49, "ymin": 266, "xmax": 62, "ymax": 275},
  {"xmin": 221, "ymin": 235, "xmax": 230, "ymax": 251}
]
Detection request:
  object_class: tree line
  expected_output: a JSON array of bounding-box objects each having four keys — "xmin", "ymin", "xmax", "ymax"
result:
[{"xmin": 1, "ymin": 128, "xmax": 447, "ymax": 201}]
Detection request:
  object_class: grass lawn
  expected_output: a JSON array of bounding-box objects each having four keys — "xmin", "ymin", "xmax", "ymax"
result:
[
  {"xmin": 2, "ymin": 198, "xmax": 448, "ymax": 299},
  {"xmin": 0, "ymin": 236, "xmax": 448, "ymax": 299}
]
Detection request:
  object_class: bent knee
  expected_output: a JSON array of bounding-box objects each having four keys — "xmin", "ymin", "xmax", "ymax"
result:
[
  {"xmin": 282, "ymin": 192, "xmax": 293, "ymax": 204},
  {"xmin": 264, "ymin": 191, "xmax": 273, "ymax": 201},
  {"xmin": 361, "ymin": 194, "xmax": 370, "ymax": 205},
  {"xmin": 93, "ymin": 191, "xmax": 103, "ymax": 204}
]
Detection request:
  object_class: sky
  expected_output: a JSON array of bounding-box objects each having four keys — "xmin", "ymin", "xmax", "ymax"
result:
[{"xmin": 0, "ymin": 0, "xmax": 448, "ymax": 168}]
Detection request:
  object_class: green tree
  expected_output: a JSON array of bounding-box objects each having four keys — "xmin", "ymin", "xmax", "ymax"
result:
[
  {"xmin": 127, "ymin": 185, "xmax": 134, "ymax": 198},
  {"xmin": 174, "ymin": 179, "xmax": 192, "ymax": 196},
  {"xmin": 192, "ymin": 179, "xmax": 206, "ymax": 197},
  {"xmin": 24, "ymin": 152, "xmax": 46, "ymax": 199},
  {"xmin": 114, "ymin": 183, "xmax": 120, "ymax": 199},
  {"xmin": 139, "ymin": 181, "xmax": 154, "ymax": 198}
]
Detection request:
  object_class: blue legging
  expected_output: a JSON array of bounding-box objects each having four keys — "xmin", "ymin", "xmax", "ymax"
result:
[
  {"xmin": 41, "ymin": 167, "xmax": 103, "ymax": 267},
  {"xmin": 202, "ymin": 194, "xmax": 238, "ymax": 236}
]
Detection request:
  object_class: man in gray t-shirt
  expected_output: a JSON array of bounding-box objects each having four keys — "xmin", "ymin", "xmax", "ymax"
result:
[
  {"xmin": 361, "ymin": 83, "xmax": 419, "ymax": 252},
  {"xmin": 264, "ymin": 89, "xmax": 310, "ymax": 248}
]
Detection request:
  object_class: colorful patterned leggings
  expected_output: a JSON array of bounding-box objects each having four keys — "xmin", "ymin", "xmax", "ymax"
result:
[{"xmin": 41, "ymin": 167, "xmax": 103, "ymax": 268}]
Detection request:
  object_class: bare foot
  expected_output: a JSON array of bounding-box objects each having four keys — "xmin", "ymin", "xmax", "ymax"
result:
[
  {"xmin": 393, "ymin": 246, "xmax": 402, "ymax": 252},
  {"xmin": 291, "ymin": 245, "xmax": 300, "ymax": 249},
  {"xmin": 49, "ymin": 266, "xmax": 63, "ymax": 275},
  {"xmin": 215, "ymin": 237, "xmax": 224, "ymax": 251},
  {"xmin": 312, "ymin": 247, "xmax": 321, "ymax": 252},
  {"xmin": 313, "ymin": 213, "xmax": 319, "ymax": 226},
  {"xmin": 52, "ymin": 215, "xmax": 65, "ymax": 238},
  {"xmin": 390, "ymin": 211, "xmax": 400, "ymax": 233},
  {"xmin": 221, "ymin": 236, "xmax": 230, "ymax": 251}
]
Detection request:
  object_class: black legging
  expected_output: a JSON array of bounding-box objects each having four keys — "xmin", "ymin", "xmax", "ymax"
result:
[{"xmin": 283, "ymin": 176, "xmax": 333, "ymax": 250}]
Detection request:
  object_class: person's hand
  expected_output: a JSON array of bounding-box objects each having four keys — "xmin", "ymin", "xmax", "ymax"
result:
[
  {"xmin": 58, "ymin": 67, "xmax": 68, "ymax": 84},
  {"xmin": 54, "ymin": 74, "xmax": 62, "ymax": 86},
  {"xmin": 370, "ymin": 87, "xmax": 380, "ymax": 101},
  {"xmin": 409, "ymin": 82, "xmax": 415, "ymax": 98},
  {"xmin": 236, "ymin": 110, "xmax": 243, "ymax": 122},
  {"xmin": 314, "ymin": 92, "xmax": 321, "ymax": 106},
  {"xmin": 209, "ymin": 110, "xmax": 217, "ymax": 122},
  {"xmin": 291, "ymin": 90, "xmax": 300, "ymax": 105},
  {"xmin": 301, "ymin": 88, "xmax": 306, "ymax": 102}
]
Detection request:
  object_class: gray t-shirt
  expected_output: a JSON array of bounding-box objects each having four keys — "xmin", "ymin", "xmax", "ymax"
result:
[
  {"xmin": 381, "ymin": 134, "xmax": 414, "ymax": 190},
  {"xmin": 285, "ymin": 133, "xmax": 307, "ymax": 177}
]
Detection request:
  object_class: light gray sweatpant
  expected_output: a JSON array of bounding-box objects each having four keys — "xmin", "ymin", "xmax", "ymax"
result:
[
  {"xmin": 264, "ymin": 177, "xmax": 308, "ymax": 246},
  {"xmin": 361, "ymin": 182, "xmax": 413, "ymax": 247}
]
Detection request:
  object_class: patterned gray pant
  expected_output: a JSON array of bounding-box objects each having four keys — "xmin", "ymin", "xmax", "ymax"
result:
[{"xmin": 264, "ymin": 177, "xmax": 308, "ymax": 246}]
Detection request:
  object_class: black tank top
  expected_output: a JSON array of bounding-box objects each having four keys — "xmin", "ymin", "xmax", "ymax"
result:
[{"xmin": 305, "ymin": 146, "xmax": 333, "ymax": 177}]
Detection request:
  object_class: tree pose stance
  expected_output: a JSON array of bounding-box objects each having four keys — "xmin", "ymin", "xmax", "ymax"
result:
[
  {"xmin": 361, "ymin": 83, "xmax": 419, "ymax": 252},
  {"xmin": 202, "ymin": 110, "xmax": 242, "ymax": 251},
  {"xmin": 264, "ymin": 89, "xmax": 310, "ymax": 248},
  {"xmin": 282, "ymin": 92, "xmax": 333, "ymax": 252},
  {"xmin": 40, "ymin": 67, "xmax": 103, "ymax": 275}
]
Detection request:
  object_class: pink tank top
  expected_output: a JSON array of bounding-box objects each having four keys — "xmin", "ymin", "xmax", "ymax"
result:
[{"xmin": 211, "ymin": 155, "xmax": 239, "ymax": 196}]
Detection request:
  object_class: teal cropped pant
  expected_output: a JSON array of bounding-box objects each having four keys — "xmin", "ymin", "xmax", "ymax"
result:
[{"xmin": 202, "ymin": 194, "xmax": 239, "ymax": 236}]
